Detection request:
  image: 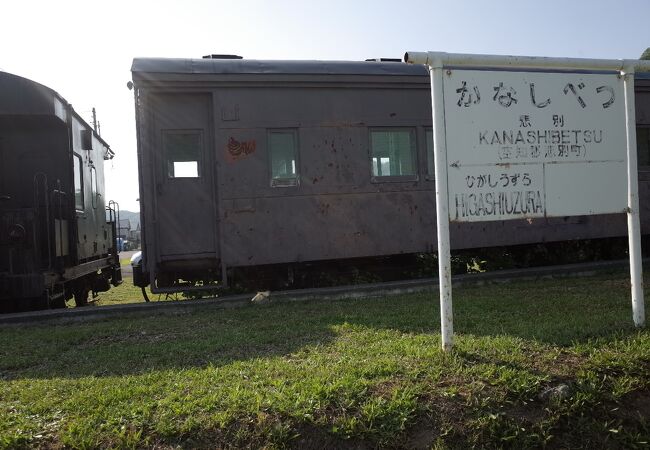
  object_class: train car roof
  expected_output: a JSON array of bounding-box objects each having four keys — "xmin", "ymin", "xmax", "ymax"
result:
[
  {"xmin": 132, "ymin": 57, "xmax": 650, "ymax": 82},
  {"xmin": 0, "ymin": 70, "xmax": 59, "ymax": 116},
  {"xmin": 131, "ymin": 58, "xmax": 430, "ymax": 77},
  {"xmin": 0, "ymin": 70, "xmax": 114, "ymax": 158}
]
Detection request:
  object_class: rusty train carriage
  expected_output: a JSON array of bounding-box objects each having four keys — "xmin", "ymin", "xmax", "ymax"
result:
[
  {"xmin": 131, "ymin": 57, "xmax": 650, "ymax": 292},
  {"xmin": 0, "ymin": 71, "xmax": 121, "ymax": 310}
]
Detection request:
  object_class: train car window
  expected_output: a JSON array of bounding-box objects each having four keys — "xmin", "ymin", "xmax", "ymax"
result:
[
  {"xmin": 163, "ymin": 131, "xmax": 201, "ymax": 178},
  {"xmin": 426, "ymin": 129, "xmax": 434, "ymax": 176},
  {"xmin": 73, "ymin": 153, "xmax": 84, "ymax": 211},
  {"xmin": 80, "ymin": 129, "xmax": 93, "ymax": 151},
  {"xmin": 637, "ymin": 127, "xmax": 650, "ymax": 167},
  {"xmin": 370, "ymin": 129, "xmax": 417, "ymax": 180},
  {"xmin": 90, "ymin": 166, "xmax": 98, "ymax": 208},
  {"xmin": 269, "ymin": 130, "xmax": 299, "ymax": 187}
]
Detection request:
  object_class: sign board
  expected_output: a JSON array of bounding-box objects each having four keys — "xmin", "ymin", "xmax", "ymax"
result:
[
  {"xmin": 443, "ymin": 70, "xmax": 627, "ymax": 222},
  {"xmin": 404, "ymin": 50, "xmax": 648, "ymax": 351}
]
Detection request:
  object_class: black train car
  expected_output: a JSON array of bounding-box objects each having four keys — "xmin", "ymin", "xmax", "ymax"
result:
[
  {"xmin": 0, "ymin": 71, "xmax": 121, "ymax": 311},
  {"xmin": 130, "ymin": 57, "xmax": 650, "ymax": 293}
]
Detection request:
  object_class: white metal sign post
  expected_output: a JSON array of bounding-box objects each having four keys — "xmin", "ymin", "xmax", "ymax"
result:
[{"xmin": 405, "ymin": 51, "xmax": 649, "ymax": 351}]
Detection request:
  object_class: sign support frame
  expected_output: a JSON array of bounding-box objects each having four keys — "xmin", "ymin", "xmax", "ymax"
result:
[
  {"xmin": 405, "ymin": 51, "xmax": 649, "ymax": 351},
  {"xmin": 429, "ymin": 57, "xmax": 454, "ymax": 351},
  {"xmin": 623, "ymin": 67, "xmax": 646, "ymax": 328}
]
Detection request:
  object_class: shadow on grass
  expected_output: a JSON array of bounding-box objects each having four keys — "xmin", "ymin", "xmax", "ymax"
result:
[{"xmin": 0, "ymin": 274, "xmax": 644, "ymax": 381}]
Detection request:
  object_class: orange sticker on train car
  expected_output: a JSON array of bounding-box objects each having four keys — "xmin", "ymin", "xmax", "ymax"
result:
[{"xmin": 226, "ymin": 137, "xmax": 256, "ymax": 162}]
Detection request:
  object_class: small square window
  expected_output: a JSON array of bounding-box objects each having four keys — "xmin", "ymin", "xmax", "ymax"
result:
[
  {"xmin": 269, "ymin": 130, "xmax": 299, "ymax": 187},
  {"xmin": 164, "ymin": 132, "xmax": 201, "ymax": 178},
  {"xmin": 426, "ymin": 129, "xmax": 435, "ymax": 176},
  {"xmin": 80, "ymin": 129, "xmax": 93, "ymax": 151},
  {"xmin": 73, "ymin": 153, "xmax": 84, "ymax": 210},
  {"xmin": 370, "ymin": 129, "xmax": 417, "ymax": 180}
]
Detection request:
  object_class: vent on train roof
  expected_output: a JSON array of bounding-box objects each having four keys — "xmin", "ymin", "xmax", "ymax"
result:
[
  {"xmin": 202, "ymin": 54, "xmax": 243, "ymax": 59},
  {"xmin": 365, "ymin": 58, "xmax": 402, "ymax": 62}
]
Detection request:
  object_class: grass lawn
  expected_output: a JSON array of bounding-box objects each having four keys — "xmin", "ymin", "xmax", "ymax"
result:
[
  {"xmin": 119, "ymin": 258, "xmax": 132, "ymax": 267},
  {"xmin": 1, "ymin": 273, "xmax": 649, "ymax": 449},
  {"xmin": 90, "ymin": 277, "xmax": 154, "ymax": 307}
]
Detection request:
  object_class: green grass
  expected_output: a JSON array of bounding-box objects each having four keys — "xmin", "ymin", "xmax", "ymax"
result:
[
  {"xmin": 1, "ymin": 272, "xmax": 649, "ymax": 448},
  {"xmin": 89, "ymin": 276, "xmax": 153, "ymax": 306}
]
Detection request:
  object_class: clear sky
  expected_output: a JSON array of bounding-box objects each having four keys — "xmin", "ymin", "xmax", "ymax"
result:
[{"xmin": 2, "ymin": 0, "xmax": 649, "ymax": 211}]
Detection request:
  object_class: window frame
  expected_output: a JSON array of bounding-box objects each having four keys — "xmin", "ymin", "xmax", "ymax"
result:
[
  {"xmin": 268, "ymin": 128, "xmax": 300, "ymax": 188},
  {"xmin": 369, "ymin": 127, "xmax": 418, "ymax": 183},
  {"xmin": 425, "ymin": 127, "xmax": 435, "ymax": 179},
  {"xmin": 73, "ymin": 152, "xmax": 84, "ymax": 211},
  {"xmin": 162, "ymin": 129, "xmax": 203, "ymax": 180}
]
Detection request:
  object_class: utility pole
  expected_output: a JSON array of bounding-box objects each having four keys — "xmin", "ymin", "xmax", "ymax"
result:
[{"xmin": 92, "ymin": 107, "xmax": 97, "ymax": 132}]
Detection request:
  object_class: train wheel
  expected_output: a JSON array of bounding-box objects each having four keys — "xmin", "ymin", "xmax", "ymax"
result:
[{"xmin": 73, "ymin": 285, "xmax": 90, "ymax": 307}]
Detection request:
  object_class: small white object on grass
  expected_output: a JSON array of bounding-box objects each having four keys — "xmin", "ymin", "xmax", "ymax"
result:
[{"xmin": 251, "ymin": 291, "xmax": 271, "ymax": 305}]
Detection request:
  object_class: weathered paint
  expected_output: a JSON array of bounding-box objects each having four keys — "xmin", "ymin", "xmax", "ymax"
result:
[
  {"xmin": 131, "ymin": 57, "xmax": 650, "ymax": 295},
  {"xmin": 443, "ymin": 69, "xmax": 627, "ymax": 222}
]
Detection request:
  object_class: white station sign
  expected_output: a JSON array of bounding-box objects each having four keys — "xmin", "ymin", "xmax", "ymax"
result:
[{"xmin": 443, "ymin": 70, "xmax": 627, "ymax": 222}]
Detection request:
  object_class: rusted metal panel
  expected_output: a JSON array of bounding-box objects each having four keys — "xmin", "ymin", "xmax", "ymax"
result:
[
  {"xmin": 221, "ymin": 191, "xmax": 436, "ymax": 266},
  {"xmin": 131, "ymin": 58, "xmax": 650, "ymax": 287},
  {"xmin": 211, "ymin": 82, "xmax": 435, "ymax": 268},
  {"xmin": 149, "ymin": 93, "xmax": 217, "ymax": 259}
]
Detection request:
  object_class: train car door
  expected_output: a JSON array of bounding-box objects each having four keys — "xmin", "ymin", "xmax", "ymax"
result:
[{"xmin": 152, "ymin": 94, "xmax": 217, "ymax": 259}]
